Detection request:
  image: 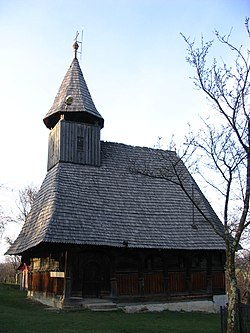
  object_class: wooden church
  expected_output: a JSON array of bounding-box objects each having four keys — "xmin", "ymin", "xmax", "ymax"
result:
[{"xmin": 7, "ymin": 41, "xmax": 226, "ymax": 310}]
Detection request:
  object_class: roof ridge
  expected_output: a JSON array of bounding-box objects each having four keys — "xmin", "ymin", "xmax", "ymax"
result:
[{"xmin": 101, "ymin": 141, "xmax": 176, "ymax": 154}]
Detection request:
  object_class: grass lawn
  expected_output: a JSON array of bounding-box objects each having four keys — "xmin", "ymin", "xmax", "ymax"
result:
[{"xmin": 0, "ymin": 283, "xmax": 220, "ymax": 333}]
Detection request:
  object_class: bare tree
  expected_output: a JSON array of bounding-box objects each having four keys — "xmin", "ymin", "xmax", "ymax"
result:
[
  {"xmin": 0, "ymin": 261, "xmax": 17, "ymax": 283},
  {"xmin": 16, "ymin": 184, "xmax": 38, "ymax": 224},
  {"xmin": 0, "ymin": 206, "xmax": 6, "ymax": 238},
  {"xmin": 4, "ymin": 237, "xmax": 21, "ymax": 269},
  {"xmin": 4, "ymin": 184, "xmax": 38, "ymax": 226},
  {"xmin": 1, "ymin": 184, "xmax": 38, "ymax": 278},
  {"xmin": 0, "ymin": 184, "xmax": 38, "ymax": 238},
  {"xmin": 180, "ymin": 18, "xmax": 250, "ymax": 333},
  {"xmin": 236, "ymin": 250, "xmax": 250, "ymax": 304},
  {"xmin": 0, "ymin": 185, "xmax": 7, "ymax": 237}
]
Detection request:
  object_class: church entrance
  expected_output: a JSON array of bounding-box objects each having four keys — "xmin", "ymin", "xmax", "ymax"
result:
[{"xmin": 82, "ymin": 262, "xmax": 100, "ymax": 297}]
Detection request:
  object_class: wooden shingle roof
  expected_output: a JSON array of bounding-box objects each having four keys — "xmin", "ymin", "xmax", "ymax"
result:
[
  {"xmin": 43, "ymin": 58, "xmax": 104, "ymax": 129},
  {"xmin": 7, "ymin": 142, "xmax": 225, "ymax": 255}
]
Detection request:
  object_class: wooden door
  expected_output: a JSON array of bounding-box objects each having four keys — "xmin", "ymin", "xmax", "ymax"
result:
[{"xmin": 82, "ymin": 262, "xmax": 100, "ymax": 297}]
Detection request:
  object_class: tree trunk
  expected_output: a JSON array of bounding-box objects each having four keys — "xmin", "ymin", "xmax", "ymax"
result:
[{"xmin": 226, "ymin": 252, "xmax": 237, "ymax": 333}]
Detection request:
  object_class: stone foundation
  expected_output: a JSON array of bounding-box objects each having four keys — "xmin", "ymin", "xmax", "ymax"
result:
[
  {"xmin": 27, "ymin": 291, "xmax": 64, "ymax": 309},
  {"xmin": 27, "ymin": 291, "xmax": 228, "ymax": 313},
  {"xmin": 120, "ymin": 294, "xmax": 228, "ymax": 314}
]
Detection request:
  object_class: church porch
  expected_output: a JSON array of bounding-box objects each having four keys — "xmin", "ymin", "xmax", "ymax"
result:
[{"xmin": 23, "ymin": 245, "xmax": 226, "ymax": 310}]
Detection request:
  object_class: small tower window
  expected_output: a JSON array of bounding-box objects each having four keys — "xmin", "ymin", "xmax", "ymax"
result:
[{"xmin": 77, "ymin": 136, "xmax": 84, "ymax": 152}]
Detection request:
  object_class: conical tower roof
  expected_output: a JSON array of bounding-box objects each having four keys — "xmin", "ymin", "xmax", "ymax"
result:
[{"xmin": 43, "ymin": 43, "xmax": 104, "ymax": 129}]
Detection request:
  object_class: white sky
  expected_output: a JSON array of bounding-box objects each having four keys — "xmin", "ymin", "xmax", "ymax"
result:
[{"xmin": 0, "ymin": 0, "xmax": 249, "ymax": 261}]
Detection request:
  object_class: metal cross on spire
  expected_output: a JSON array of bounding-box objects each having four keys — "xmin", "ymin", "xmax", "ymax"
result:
[{"xmin": 72, "ymin": 30, "xmax": 83, "ymax": 59}]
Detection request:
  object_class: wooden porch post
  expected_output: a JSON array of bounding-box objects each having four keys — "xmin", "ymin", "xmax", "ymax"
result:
[
  {"xmin": 138, "ymin": 253, "xmax": 144, "ymax": 297},
  {"xmin": 206, "ymin": 254, "xmax": 212, "ymax": 294},
  {"xmin": 110, "ymin": 258, "xmax": 118, "ymax": 300},
  {"xmin": 185, "ymin": 254, "xmax": 192, "ymax": 294},
  {"xmin": 63, "ymin": 250, "xmax": 71, "ymax": 301},
  {"xmin": 163, "ymin": 255, "xmax": 169, "ymax": 296},
  {"xmin": 110, "ymin": 277, "xmax": 118, "ymax": 300}
]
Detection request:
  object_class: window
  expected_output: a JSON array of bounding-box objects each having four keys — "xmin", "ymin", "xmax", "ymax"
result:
[{"xmin": 77, "ymin": 136, "xmax": 84, "ymax": 152}]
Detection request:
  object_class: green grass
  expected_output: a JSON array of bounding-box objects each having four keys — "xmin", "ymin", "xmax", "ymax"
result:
[{"xmin": 0, "ymin": 283, "xmax": 220, "ymax": 333}]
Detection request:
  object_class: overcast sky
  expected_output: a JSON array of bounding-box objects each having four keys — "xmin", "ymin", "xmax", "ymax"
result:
[{"xmin": 0, "ymin": 0, "xmax": 249, "ymax": 260}]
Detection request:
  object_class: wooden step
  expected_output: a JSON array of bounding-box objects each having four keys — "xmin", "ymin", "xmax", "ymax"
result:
[
  {"xmin": 86, "ymin": 302, "xmax": 118, "ymax": 311},
  {"xmin": 64, "ymin": 298, "xmax": 118, "ymax": 311}
]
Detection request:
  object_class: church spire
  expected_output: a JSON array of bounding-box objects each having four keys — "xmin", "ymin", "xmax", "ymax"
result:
[
  {"xmin": 43, "ymin": 41, "xmax": 104, "ymax": 130},
  {"xmin": 46, "ymin": 40, "xmax": 103, "ymax": 170}
]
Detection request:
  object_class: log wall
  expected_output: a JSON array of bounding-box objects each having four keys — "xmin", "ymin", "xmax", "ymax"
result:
[
  {"xmin": 48, "ymin": 120, "xmax": 101, "ymax": 170},
  {"xmin": 26, "ymin": 247, "xmax": 226, "ymax": 300},
  {"xmin": 29, "ymin": 272, "xmax": 64, "ymax": 295}
]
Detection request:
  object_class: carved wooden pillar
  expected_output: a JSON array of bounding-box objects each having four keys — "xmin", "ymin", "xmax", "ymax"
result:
[
  {"xmin": 185, "ymin": 254, "xmax": 192, "ymax": 294},
  {"xmin": 138, "ymin": 253, "xmax": 144, "ymax": 297},
  {"xmin": 63, "ymin": 250, "xmax": 72, "ymax": 301},
  {"xmin": 111, "ymin": 278, "xmax": 118, "ymax": 299},
  {"xmin": 163, "ymin": 255, "xmax": 169, "ymax": 297},
  {"xmin": 110, "ymin": 257, "xmax": 118, "ymax": 300},
  {"xmin": 206, "ymin": 254, "xmax": 212, "ymax": 294}
]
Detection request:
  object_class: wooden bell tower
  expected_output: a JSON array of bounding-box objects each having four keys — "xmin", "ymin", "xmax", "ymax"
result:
[{"xmin": 43, "ymin": 41, "xmax": 104, "ymax": 170}]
